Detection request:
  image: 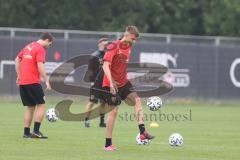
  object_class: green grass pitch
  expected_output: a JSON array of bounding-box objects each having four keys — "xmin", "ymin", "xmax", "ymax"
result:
[{"xmin": 0, "ymin": 99, "xmax": 240, "ymax": 160}]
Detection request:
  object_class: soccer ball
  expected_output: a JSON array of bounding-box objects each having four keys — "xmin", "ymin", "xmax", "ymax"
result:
[
  {"xmin": 168, "ymin": 133, "xmax": 183, "ymax": 146},
  {"xmin": 46, "ymin": 108, "xmax": 58, "ymax": 122},
  {"xmin": 136, "ymin": 133, "xmax": 150, "ymax": 145},
  {"xmin": 146, "ymin": 96, "xmax": 162, "ymax": 111}
]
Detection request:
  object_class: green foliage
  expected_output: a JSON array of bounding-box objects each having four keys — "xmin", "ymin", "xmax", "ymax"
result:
[
  {"xmin": 0, "ymin": 0, "xmax": 240, "ymax": 36},
  {"xmin": 203, "ymin": 0, "xmax": 240, "ymax": 36}
]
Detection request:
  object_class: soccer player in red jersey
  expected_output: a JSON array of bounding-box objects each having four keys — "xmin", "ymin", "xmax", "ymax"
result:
[
  {"xmin": 102, "ymin": 26, "xmax": 154, "ymax": 151},
  {"xmin": 15, "ymin": 32, "xmax": 53, "ymax": 139}
]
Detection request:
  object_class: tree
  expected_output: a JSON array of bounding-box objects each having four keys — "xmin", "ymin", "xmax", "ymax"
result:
[{"xmin": 0, "ymin": 0, "xmax": 240, "ymax": 36}]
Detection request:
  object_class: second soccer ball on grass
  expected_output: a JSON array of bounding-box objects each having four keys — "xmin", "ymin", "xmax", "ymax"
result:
[{"xmin": 146, "ymin": 96, "xmax": 162, "ymax": 111}]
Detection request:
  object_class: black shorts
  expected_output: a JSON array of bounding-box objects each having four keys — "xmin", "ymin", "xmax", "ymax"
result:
[
  {"xmin": 89, "ymin": 84, "xmax": 105, "ymax": 104},
  {"xmin": 19, "ymin": 83, "xmax": 45, "ymax": 107},
  {"xmin": 102, "ymin": 81, "xmax": 134, "ymax": 106},
  {"xmin": 118, "ymin": 81, "xmax": 134, "ymax": 100}
]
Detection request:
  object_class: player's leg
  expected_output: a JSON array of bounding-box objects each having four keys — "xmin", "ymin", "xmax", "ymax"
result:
[
  {"xmin": 23, "ymin": 106, "xmax": 35, "ymax": 137},
  {"xmin": 118, "ymin": 82, "xmax": 144, "ymax": 124},
  {"xmin": 103, "ymin": 86, "xmax": 121, "ymax": 151},
  {"xmin": 85, "ymin": 101, "xmax": 94, "ymax": 118},
  {"xmin": 29, "ymin": 84, "xmax": 47, "ymax": 138},
  {"xmin": 84, "ymin": 101, "xmax": 94, "ymax": 127},
  {"xmin": 93, "ymin": 70, "xmax": 106, "ymax": 127},
  {"xmin": 126, "ymin": 92, "xmax": 144, "ymax": 124},
  {"xmin": 105, "ymin": 105, "xmax": 118, "ymax": 150},
  {"xmin": 99, "ymin": 102, "xmax": 106, "ymax": 127},
  {"xmin": 19, "ymin": 85, "xmax": 36, "ymax": 138},
  {"xmin": 126, "ymin": 92, "xmax": 154, "ymax": 140},
  {"xmin": 120, "ymin": 82, "xmax": 155, "ymax": 140},
  {"xmin": 32, "ymin": 103, "xmax": 48, "ymax": 138},
  {"xmin": 84, "ymin": 85, "xmax": 98, "ymax": 127}
]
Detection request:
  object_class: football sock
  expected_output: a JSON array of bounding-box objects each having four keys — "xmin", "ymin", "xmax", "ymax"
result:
[
  {"xmin": 85, "ymin": 117, "xmax": 89, "ymax": 121},
  {"xmin": 24, "ymin": 127, "xmax": 30, "ymax": 135},
  {"xmin": 105, "ymin": 138, "xmax": 112, "ymax": 147},
  {"xmin": 33, "ymin": 122, "xmax": 41, "ymax": 133},
  {"xmin": 100, "ymin": 114, "xmax": 105, "ymax": 124},
  {"xmin": 138, "ymin": 124, "xmax": 145, "ymax": 134}
]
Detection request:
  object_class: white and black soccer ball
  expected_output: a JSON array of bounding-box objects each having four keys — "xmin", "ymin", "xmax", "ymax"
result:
[
  {"xmin": 146, "ymin": 96, "xmax": 162, "ymax": 111},
  {"xmin": 46, "ymin": 108, "xmax": 58, "ymax": 122},
  {"xmin": 136, "ymin": 133, "xmax": 150, "ymax": 145},
  {"xmin": 168, "ymin": 133, "xmax": 183, "ymax": 146}
]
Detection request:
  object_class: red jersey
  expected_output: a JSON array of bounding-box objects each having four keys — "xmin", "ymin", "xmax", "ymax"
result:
[
  {"xmin": 18, "ymin": 42, "xmax": 46, "ymax": 85},
  {"xmin": 102, "ymin": 40, "xmax": 131, "ymax": 87}
]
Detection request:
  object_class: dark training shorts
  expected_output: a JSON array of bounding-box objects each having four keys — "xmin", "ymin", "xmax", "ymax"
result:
[
  {"xmin": 19, "ymin": 83, "xmax": 45, "ymax": 107},
  {"xmin": 89, "ymin": 84, "xmax": 105, "ymax": 104},
  {"xmin": 102, "ymin": 81, "xmax": 134, "ymax": 106}
]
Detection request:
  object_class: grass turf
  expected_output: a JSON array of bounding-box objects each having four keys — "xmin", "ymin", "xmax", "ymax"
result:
[{"xmin": 0, "ymin": 100, "xmax": 240, "ymax": 160}]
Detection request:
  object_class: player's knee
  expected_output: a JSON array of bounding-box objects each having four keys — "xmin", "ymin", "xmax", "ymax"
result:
[
  {"xmin": 27, "ymin": 107, "xmax": 35, "ymax": 112},
  {"xmin": 37, "ymin": 104, "xmax": 45, "ymax": 108},
  {"xmin": 124, "ymin": 98, "xmax": 135, "ymax": 106},
  {"xmin": 135, "ymin": 97, "xmax": 142, "ymax": 105},
  {"xmin": 136, "ymin": 107, "xmax": 143, "ymax": 112}
]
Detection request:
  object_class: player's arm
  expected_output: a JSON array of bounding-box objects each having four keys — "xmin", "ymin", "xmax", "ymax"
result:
[
  {"xmin": 102, "ymin": 61, "xmax": 113, "ymax": 84},
  {"xmin": 15, "ymin": 56, "xmax": 21, "ymax": 86},
  {"xmin": 36, "ymin": 48, "xmax": 51, "ymax": 90},
  {"xmin": 102, "ymin": 42, "xmax": 118, "ymax": 94},
  {"xmin": 37, "ymin": 62, "xmax": 51, "ymax": 90},
  {"xmin": 103, "ymin": 61, "xmax": 117, "ymax": 94}
]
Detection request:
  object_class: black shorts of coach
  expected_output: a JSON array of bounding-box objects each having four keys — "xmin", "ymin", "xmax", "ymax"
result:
[
  {"xmin": 19, "ymin": 83, "xmax": 45, "ymax": 107},
  {"xmin": 101, "ymin": 81, "xmax": 134, "ymax": 106}
]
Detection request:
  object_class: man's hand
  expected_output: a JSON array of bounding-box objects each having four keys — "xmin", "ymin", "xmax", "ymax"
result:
[
  {"xmin": 37, "ymin": 62, "xmax": 51, "ymax": 91},
  {"xmin": 110, "ymin": 80, "xmax": 118, "ymax": 95},
  {"xmin": 45, "ymin": 81, "xmax": 52, "ymax": 91}
]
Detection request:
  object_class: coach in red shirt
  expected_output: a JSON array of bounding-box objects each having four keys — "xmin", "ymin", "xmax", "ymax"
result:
[
  {"xmin": 15, "ymin": 32, "xmax": 53, "ymax": 139},
  {"xmin": 102, "ymin": 26, "xmax": 154, "ymax": 151}
]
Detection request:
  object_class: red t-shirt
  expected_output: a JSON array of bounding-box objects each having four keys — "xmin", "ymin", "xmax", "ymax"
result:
[
  {"xmin": 18, "ymin": 42, "xmax": 46, "ymax": 85},
  {"xmin": 102, "ymin": 40, "xmax": 131, "ymax": 87}
]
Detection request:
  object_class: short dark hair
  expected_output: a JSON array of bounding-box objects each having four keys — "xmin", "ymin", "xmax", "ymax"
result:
[
  {"xmin": 98, "ymin": 37, "xmax": 108, "ymax": 44},
  {"xmin": 125, "ymin": 25, "xmax": 140, "ymax": 38},
  {"xmin": 39, "ymin": 32, "xmax": 54, "ymax": 42}
]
